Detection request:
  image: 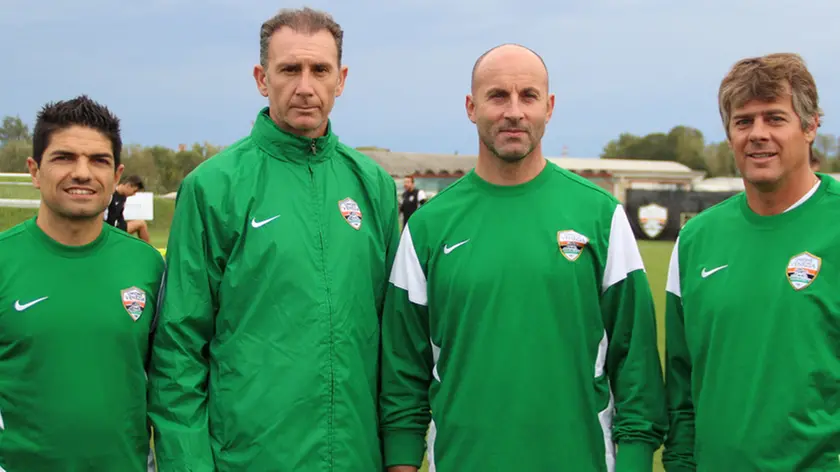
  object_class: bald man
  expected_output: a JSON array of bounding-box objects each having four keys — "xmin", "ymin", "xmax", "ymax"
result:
[{"xmin": 378, "ymin": 44, "xmax": 667, "ymax": 472}]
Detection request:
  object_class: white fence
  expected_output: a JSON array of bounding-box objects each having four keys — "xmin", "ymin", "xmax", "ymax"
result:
[{"xmin": 0, "ymin": 173, "xmax": 154, "ymax": 220}]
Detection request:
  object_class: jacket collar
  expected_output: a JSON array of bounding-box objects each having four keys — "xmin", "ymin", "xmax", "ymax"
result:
[{"xmin": 250, "ymin": 107, "xmax": 338, "ymax": 164}]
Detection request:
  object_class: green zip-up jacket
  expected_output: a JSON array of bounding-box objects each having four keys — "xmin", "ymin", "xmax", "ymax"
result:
[{"xmin": 147, "ymin": 107, "xmax": 399, "ymax": 471}]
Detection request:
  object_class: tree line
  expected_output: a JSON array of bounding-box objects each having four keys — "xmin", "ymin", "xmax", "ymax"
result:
[
  {"xmin": 3, "ymin": 114, "xmax": 840, "ymax": 194},
  {"xmin": 0, "ymin": 115, "xmax": 222, "ymax": 194},
  {"xmin": 601, "ymin": 125, "xmax": 840, "ymax": 176}
]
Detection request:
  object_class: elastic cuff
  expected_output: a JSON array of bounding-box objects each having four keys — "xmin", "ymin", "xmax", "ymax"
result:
[
  {"xmin": 383, "ymin": 430, "xmax": 427, "ymax": 467},
  {"xmin": 615, "ymin": 442, "xmax": 655, "ymax": 472}
]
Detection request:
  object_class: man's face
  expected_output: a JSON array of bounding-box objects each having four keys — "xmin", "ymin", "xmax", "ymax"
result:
[
  {"xmin": 728, "ymin": 92, "xmax": 817, "ymax": 191},
  {"xmin": 254, "ymin": 27, "xmax": 348, "ymax": 138},
  {"xmin": 403, "ymin": 178, "xmax": 414, "ymax": 191},
  {"xmin": 27, "ymin": 125, "xmax": 123, "ymax": 221},
  {"xmin": 466, "ymin": 48, "xmax": 554, "ymax": 163}
]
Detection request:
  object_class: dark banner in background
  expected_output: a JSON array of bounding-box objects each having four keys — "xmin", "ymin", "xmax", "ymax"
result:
[{"xmin": 624, "ymin": 189, "xmax": 740, "ymax": 241}]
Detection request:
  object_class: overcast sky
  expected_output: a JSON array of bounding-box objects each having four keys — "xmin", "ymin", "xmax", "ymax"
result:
[{"xmin": 3, "ymin": 0, "xmax": 838, "ymax": 158}]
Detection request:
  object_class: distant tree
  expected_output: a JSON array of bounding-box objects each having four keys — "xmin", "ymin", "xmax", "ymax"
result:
[{"xmin": 0, "ymin": 115, "xmax": 31, "ymax": 144}]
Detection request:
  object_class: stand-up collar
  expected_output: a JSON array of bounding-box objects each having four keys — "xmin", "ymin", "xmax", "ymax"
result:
[{"xmin": 250, "ymin": 107, "xmax": 338, "ymax": 164}]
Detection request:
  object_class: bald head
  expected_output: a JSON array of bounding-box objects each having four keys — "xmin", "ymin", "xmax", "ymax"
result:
[{"xmin": 471, "ymin": 43, "xmax": 549, "ymax": 93}]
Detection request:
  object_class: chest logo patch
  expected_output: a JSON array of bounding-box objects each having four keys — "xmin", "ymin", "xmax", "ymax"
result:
[
  {"xmin": 638, "ymin": 203, "xmax": 668, "ymax": 238},
  {"xmin": 121, "ymin": 286, "xmax": 147, "ymax": 321},
  {"xmin": 557, "ymin": 230, "xmax": 589, "ymax": 262},
  {"xmin": 338, "ymin": 197, "xmax": 363, "ymax": 230},
  {"xmin": 786, "ymin": 252, "xmax": 821, "ymax": 291}
]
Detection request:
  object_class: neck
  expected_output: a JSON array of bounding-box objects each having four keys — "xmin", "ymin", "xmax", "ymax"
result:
[
  {"xmin": 745, "ymin": 169, "xmax": 819, "ymax": 216},
  {"xmin": 475, "ymin": 145, "xmax": 546, "ymax": 186},
  {"xmin": 36, "ymin": 208, "xmax": 103, "ymax": 246}
]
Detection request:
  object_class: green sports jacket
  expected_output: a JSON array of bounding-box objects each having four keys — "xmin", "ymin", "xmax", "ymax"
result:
[{"xmin": 147, "ymin": 108, "xmax": 399, "ymax": 471}]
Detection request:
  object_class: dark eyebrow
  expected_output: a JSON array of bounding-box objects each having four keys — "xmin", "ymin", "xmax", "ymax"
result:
[
  {"xmin": 49, "ymin": 149, "xmax": 113, "ymax": 160},
  {"xmin": 275, "ymin": 61, "xmax": 332, "ymax": 71},
  {"xmin": 485, "ymin": 87, "xmax": 507, "ymax": 98}
]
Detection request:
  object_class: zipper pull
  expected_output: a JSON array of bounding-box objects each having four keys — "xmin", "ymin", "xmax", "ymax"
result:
[{"xmin": 310, "ymin": 140, "xmax": 317, "ymax": 154}]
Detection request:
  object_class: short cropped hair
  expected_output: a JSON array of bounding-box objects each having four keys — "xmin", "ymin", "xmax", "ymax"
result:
[
  {"xmin": 32, "ymin": 95, "xmax": 122, "ymax": 167},
  {"xmin": 123, "ymin": 174, "xmax": 145, "ymax": 191},
  {"xmin": 718, "ymin": 53, "xmax": 822, "ymax": 138},
  {"xmin": 259, "ymin": 7, "xmax": 344, "ymax": 69}
]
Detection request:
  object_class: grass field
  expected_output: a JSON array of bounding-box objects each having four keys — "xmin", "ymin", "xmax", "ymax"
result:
[{"xmin": 1, "ymin": 177, "xmax": 672, "ymax": 471}]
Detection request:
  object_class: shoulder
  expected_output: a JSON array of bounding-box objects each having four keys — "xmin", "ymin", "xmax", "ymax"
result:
[
  {"xmin": 335, "ymin": 143, "xmax": 398, "ymax": 199},
  {"xmin": 181, "ymin": 135, "xmax": 257, "ymax": 188},
  {"xmin": 820, "ymin": 173, "xmax": 840, "ymax": 199},
  {"xmin": 0, "ymin": 219, "xmax": 31, "ymax": 250},
  {"xmin": 408, "ymin": 172, "xmax": 471, "ymax": 220},
  {"xmin": 336, "ymin": 144, "xmax": 395, "ymax": 182},
  {"xmin": 547, "ymin": 162, "xmax": 621, "ymax": 208},
  {"xmin": 678, "ymin": 191, "xmax": 744, "ymax": 243},
  {"xmin": 105, "ymin": 226, "xmax": 166, "ymax": 272}
]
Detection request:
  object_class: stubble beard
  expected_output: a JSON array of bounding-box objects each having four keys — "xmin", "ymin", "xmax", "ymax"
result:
[{"xmin": 481, "ymin": 128, "xmax": 535, "ymax": 163}]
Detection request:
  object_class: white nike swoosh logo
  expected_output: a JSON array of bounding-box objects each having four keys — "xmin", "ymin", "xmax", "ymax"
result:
[
  {"xmin": 701, "ymin": 265, "xmax": 728, "ymax": 278},
  {"xmin": 14, "ymin": 296, "xmax": 48, "ymax": 311},
  {"xmin": 251, "ymin": 215, "xmax": 281, "ymax": 228},
  {"xmin": 443, "ymin": 239, "xmax": 469, "ymax": 254}
]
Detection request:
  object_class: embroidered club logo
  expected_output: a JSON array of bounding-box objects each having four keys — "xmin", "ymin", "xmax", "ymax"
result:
[
  {"xmin": 121, "ymin": 286, "xmax": 147, "ymax": 321},
  {"xmin": 638, "ymin": 203, "xmax": 668, "ymax": 238},
  {"xmin": 338, "ymin": 197, "xmax": 363, "ymax": 230},
  {"xmin": 786, "ymin": 252, "xmax": 821, "ymax": 291},
  {"xmin": 557, "ymin": 230, "xmax": 589, "ymax": 262}
]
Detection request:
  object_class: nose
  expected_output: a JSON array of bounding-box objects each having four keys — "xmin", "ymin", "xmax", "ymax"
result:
[
  {"xmin": 295, "ymin": 70, "xmax": 315, "ymax": 97},
  {"xmin": 748, "ymin": 117, "xmax": 771, "ymax": 143},
  {"xmin": 70, "ymin": 157, "xmax": 93, "ymax": 181},
  {"xmin": 503, "ymin": 97, "xmax": 525, "ymax": 121}
]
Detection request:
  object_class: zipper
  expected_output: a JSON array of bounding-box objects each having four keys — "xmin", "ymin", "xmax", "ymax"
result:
[
  {"xmin": 309, "ymin": 160, "xmax": 335, "ymax": 467},
  {"xmin": 310, "ymin": 139, "xmax": 317, "ymax": 155}
]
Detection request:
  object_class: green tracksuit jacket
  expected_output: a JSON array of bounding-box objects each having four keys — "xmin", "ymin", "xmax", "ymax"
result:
[{"xmin": 147, "ymin": 107, "xmax": 400, "ymax": 471}]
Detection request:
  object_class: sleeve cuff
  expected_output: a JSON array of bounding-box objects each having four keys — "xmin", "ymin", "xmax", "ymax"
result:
[
  {"xmin": 383, "ymin": 430, "xmax": 427, "ymax": 467},
  {"xmin": 615, "ymin": 442, "xmax": 656, "ymax": 472}
]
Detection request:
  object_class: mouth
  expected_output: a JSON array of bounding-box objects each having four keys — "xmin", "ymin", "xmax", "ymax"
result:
[
  {"xmin": 500, "ymin": 129, "xmax": 526, "ymax": 136},
  {"xmin": 746, "ymin": 151, "xmax": 778, "ymax": 161},
  {"xmin": 64, "ymin": 187, "xmax": 96, "ymax": 197}
]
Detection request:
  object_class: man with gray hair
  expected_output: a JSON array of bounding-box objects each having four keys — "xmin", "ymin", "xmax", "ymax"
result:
[
  {"xmin": 663, "ymin": 53, "xmax": 840, "ymax": 471},
  {"xmin": 147, "ymin": 7, "xmax": 399, "ymax": 471}
]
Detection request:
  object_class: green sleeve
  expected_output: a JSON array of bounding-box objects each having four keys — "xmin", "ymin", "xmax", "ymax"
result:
[
  {"xmin": 662, "ymin": 240, "xmax": 697, "ymax": 471},
  {"xmin": 379, "ymin": 225, "xmax": 432, "ymax": 468},
  {"xmin": 381, "ymin": 175, "xmax": 401, "ymax": 316},
  {"xmin": 147, "ymin": 176, "xmax": 221, "ymax": 471},
  {"xmin": 600, "ymin": 206, "xmax": 668, "ymax": 472}
]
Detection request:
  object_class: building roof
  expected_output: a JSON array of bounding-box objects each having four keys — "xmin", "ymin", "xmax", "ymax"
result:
[
  {"xmin": 547, "ymin": 157, "xmax": 696, "ymax": 174},
  {"xmin": 362, "ymin": 151, "xmax": 477, "ymax": 176},
  {"xmin": 361, "ymin": 150, "xmax": 701, "ymax": 178}
]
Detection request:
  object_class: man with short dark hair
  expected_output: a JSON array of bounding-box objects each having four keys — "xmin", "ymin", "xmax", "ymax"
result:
[
  {"xmin": 0, "ymin": 95, "xmax": 163, "ymax": 471},
  {"xmin": 105, "ymin": 174, "xmax": 150, "ymax": 243},
  {"xmin": 147, "ymin": 7, "xmax": 399, "ymax": 471},
  {"xmin": 399, "ymin": 175, "xmax": 426, "ymax": 228}
]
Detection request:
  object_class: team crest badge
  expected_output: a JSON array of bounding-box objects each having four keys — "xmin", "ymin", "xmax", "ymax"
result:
[
  {"xmin": 557, "ymin": 230, "xmax": 589, "ymax": 262},
  {"xmin": 786, "ymin": 252, "xmax": 821, "ymax": 291},
  {"xmin": 638, "ymin": 203, "xmax": 668, "ymax": 238},
  {"xmin": 338, "ymin": 197, "xmax": 363, "ymax": 230},
  {"xmin": 121, "ymin": 286, "xmax": 147, "ymax": 321}
]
